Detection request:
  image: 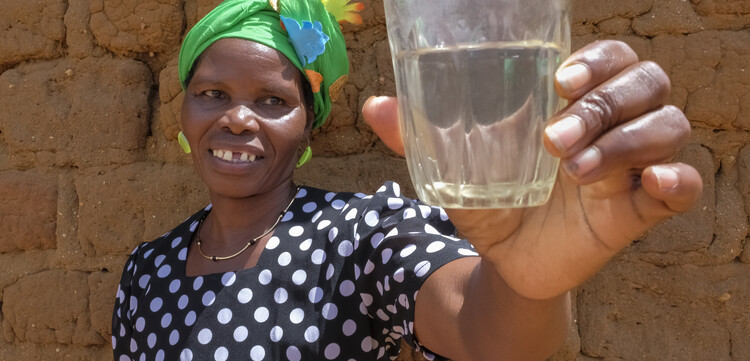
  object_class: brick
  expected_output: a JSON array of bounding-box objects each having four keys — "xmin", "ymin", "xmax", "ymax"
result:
[
  {"xmin": 693, "ymin": 0, "xmax": 750, "ymax": 15},
  {"xmin": 578, "ymin": 260, "xmax": 750, "ymax": 360},
  {"xmin": 88, "ymin": 271, "xmax": 121, "ymax": 340},
  {"xmin": 64, "ymin": 0, "xmax": 107, "ymax": 59},
  {"xmin": 184, "ymin": 0, "xmax": 223, "ymax": 29},
  {"xmin": 571, "ymin": 0, "xmax": 652, "ymax": 24},
  {"xmin": 0, "ymin": 58, "xmax": 151, "ymax": 166},
  {"xmin": 75, "ymin": 163, "xmax": 208, "ymax": 255},
  {"xmin": 0, "ymin": 0, "xmax": 66, "ymax": 66},
  {"xmin": 2, "ymin": 270, "xmax": 102, "ymax": 345},
  {"xmin": 89, "ymin": 0, "xmax": 184, "ymax": 55},
  {"xmin": 0, "ymin": 171, "xmax": 57, "ymax": 252},
  {"xmin": 632, "ymin": 0, "xmax": 703, "ymax": 36}
]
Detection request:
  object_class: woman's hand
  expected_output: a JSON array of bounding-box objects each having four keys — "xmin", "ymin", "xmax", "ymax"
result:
[{"xmin": 362, "ymin": 40, "xmax": 703, "ymax": 300}]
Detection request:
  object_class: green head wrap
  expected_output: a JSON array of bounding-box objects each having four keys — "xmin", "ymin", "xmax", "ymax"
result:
[{"xmin": 179, "ymin": 0, "xmax": 356, "ymax": 128}]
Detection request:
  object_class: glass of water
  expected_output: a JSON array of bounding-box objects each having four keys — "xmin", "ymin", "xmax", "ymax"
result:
[{"xmin": 384, "ymin": 0, "xmax": 570, "ymax": 208}]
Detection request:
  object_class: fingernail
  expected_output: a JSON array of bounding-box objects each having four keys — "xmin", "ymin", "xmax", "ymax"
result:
[
  {"xmin": 653, "ymin": 166, "xmax": 679, "ymax": 190},
  {"xmin": 556, "ymin": 63, "xmax": 591, "ymax": 93},
  {"xmin": 563, "ymin": 147, "xmax": 601, "ymax": 178},
  {"xmin": 545, "ymin": 115, "xmax": 585, "ymax": 152}
]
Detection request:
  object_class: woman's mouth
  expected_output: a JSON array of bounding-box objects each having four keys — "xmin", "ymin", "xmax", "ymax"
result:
[{"xmin": 211, "ymin": 149, "xmax": 261, "ymax": 163}]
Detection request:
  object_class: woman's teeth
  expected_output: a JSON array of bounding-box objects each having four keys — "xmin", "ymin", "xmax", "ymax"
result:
[{"xmin": 212, "ymin": 149, "xmax": 257, "ymax": 163}]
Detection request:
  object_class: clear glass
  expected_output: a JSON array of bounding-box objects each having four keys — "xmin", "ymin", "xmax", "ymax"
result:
[{"xmin": 384, "ymin": 0, "xmax": 571, "ymax": 208}]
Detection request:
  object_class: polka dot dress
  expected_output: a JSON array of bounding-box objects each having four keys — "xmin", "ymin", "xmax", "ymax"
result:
[{"xmin": 112, "ymin": 182, "xmax": 478, "ymax": 361}]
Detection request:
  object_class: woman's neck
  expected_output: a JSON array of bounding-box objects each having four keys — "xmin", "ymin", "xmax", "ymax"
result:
[{"xmin": 203, "ymin": 181, "xmax": 298, "ymax": 248}]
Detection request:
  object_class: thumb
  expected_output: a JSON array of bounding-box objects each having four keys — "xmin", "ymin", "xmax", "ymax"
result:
[{"xmin": 362, "ymin": 96, "xmax": 405, "ymax": 156}]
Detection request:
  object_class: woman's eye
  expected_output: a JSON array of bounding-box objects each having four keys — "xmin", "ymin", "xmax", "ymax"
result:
[
  {"xmin": 201, "ymin": 90, "xmax": 223, "ymax": 98},
  {"xmin": 261, "ymin": 97, "xmax": 284, "ymax": 106}
]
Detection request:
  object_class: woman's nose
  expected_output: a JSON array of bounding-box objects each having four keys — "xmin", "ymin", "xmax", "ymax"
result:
[{"xmin": 221, "ymin": 104, "xmax": 260, "ymax": 134}]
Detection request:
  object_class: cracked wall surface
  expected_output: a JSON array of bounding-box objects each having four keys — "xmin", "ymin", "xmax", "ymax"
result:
[{"xmin": 0, "ymin": 0, "xmax": 748, "ymax": 360}]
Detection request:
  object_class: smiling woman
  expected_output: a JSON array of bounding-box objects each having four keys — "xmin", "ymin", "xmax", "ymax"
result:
[{"xmin": 110, "ymin": 0, "xmax": 703, "ymax": 360}]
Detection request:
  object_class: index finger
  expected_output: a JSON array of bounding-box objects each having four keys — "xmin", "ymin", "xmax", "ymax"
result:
[{"xmin": 555, "ymin": 40, "xmax": 639, "ymax": 100}]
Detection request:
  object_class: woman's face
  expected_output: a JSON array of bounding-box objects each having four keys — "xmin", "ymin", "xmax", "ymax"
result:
[{"xmin": 181, "ymin": 38, "xmax": 313, "ymax": 199}]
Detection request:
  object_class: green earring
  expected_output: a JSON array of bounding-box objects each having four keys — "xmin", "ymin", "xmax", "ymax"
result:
[
  {"xmin": 178, "ymin": 131, "xmax": 191, "ymax": 154},
  {"xmin": 296, "ymin": 146, "xmax": 312, "ymax": 168}
]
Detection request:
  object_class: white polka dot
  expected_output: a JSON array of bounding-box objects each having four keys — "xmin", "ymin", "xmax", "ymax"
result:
[
  {"xmin": 354, "ymin": 264, "xmax": 361, "ymax": 280},
  {"xmin": 180, "ymin": 348, "xmax": 193, "ymax": 361},
  {"xmin": 328, "ymin": 227, "xmax": 338, "ymax": 242},
  {"xmin": 189, "ymin": 221, "xmax": 199, "ymax": 232},
  {"xmin": 325, "ymin": 343, "xmax": 340, "ymax": 359},
  {"xmin": 169, "ymin": 330, "xmax": 179, "ymax": 345},
  {"xmin": 400, "ymin": 244, "xmax": 416, "ymax": 258},
  {"xmin": 129, "ymin": 338, "xmax": 137, "ymax": 352},
  {"xmin": 138, "ymin": 275, "xmax": 150, "ymax": 289},
  {"xmin": 156, "ymin": 349, "xmax": 165, "ymax": 361},
  {"xmin": 238, "ymin": 288, "xmax": 253, "ymax": 304},
  {"xmin": 157, "ymin": 265, "xmax": 171, "ymax": 278},
  {"xmin": 311, "ymin": 249, "xmax": 326, "ymax": 264},
  {"xmin": 387, "ymin": 303, "xmax": 397, "ymax": 314},
  {"xmin": 185, "ymin": 311, "xmax": 196, "ymax": 326},
  {"xmin": 266, "ymin": 236, "xmax": 281, "ymax": 249},
  {"xmin": 217, "ymin": 308, "xmax": 232, "ymax": 324},
  {"xmin": 376, "ymin": 281, "xmax": 384, "ymax": 296},
  {"xmin": 221, "ymin": 272, "xmax": 237, "ymax": 286},
  {"xmin": 377, "ymin": 309, "xmax": 390, "ymax": 321},
  {"xmin": 393, "ymin": 183, "xmax": 402, "ymax": 196},
  {"xmin": 169, "ymin": 279, "xmax": 181, "ymax": 293},
  {"xmin": 299, "ymin": 238, "xmax": 313, "ymax": 250},
  {"xmin": 360, "ymin": 293, "xmax": 373, "ymax": 306},
  {"xmin": 289, "ymin": 226, "xmax": 304, "ymax": 237},
  {"xmin": 361, "ymin": 336, "xmax": 374, "ymax": 352},
  {"xmin": 312, "ymin": 210, "xmax": 323, "ymax": 222},
  {"xmin": 254, "ymin": 307, "xmax": 269, "ymax": 323},
  {"xmin": 342, "ymin": 319, "xmax": 357, "ymax": 336},
  {"xmin": 424, "ymin": 224, "xmax": 440, "ymax": 235},
  {"xmin": 385, "ymin": 227, "xmax": 399, "ymax": 238},
  {"xmin": 331, "ymin": 199, "xmax": 346, "ymax": 209},
  {"xmin": 426, "ymin": 241, "xmax": 445, "ymax": 253},
  {"xmin": 418, "ymin": 205, "xmax": 432, "ymax": 218},
  {"xmin": 403, "ymin": 208, "xmax": 416, "ymax": 219},
  {"xmin": 339, "ymin": 280, "xmax": 355, "ymax": 297},
  {"xmin": 250, "ymin": 346, "xmax": 265, "ymax": 361},
  {"xmin": 147, "ymin": 333, "xmax": 157, "ymax": 348},
  {"xmin": 415, "ymin": 260, "xmax": 431, "ymax": 277},
  {"xmin": 344, "ymin": 208, "xmax": 358, "ymax": 220},
  {"xmin": 290, "ymin": 308, "xmax": 305, "ymax": 324},
  {"xmin": 234, "ymin": 326, "xmax": 248, "ymax": 342},
  {"xmin": 326, "ymin": 264, "xmax": 335, "ymax": 280},
  {"xmin": 270, "ymin": 326, "xmax": 283, "ymax": 342},
  {"xmin": 370, "ymin": 233, "xmax": 385, "ymax": 248},
  {"xmin": 394, "ymin": 268, "xmax": 405, "ymax": 283},
  {"xmin": 282, "ymin": 211, "xmax": 294, "ymax": 222},
  {"xmin": 364, "ymin": 260, "xmax": 375, "ymax": 274},
  {"xmin": 135, "ymin": 317, "xmax": 145, "ymax": 332},
  {"xmin": 150, "ymin": 298, "xmax": 163, "ymax": 312},
  {"xmin": 193, "ymin": 277, "xmax": 203, "ymax": 290},
  {"xmin": 287, "ymin": 346, "xmax": 302, "ymax": 361},
  {"xmin": 399, "ymin": 294, "xmax": 410, "ymax": 309},
  {"xmin": 304, "ymin": 325, "xmax": 319, "ymax": 342},
  {"xmin": 278, "ymin": 252, "xmax": 292, "ymax": 266},
  {"xmin": 202, "ymin": 291, "xmax": 216, "ymax": 306},
  {"xmin": 154, "ymin": 255, "xmax": 166, "ymax": 267},
  {"xmin": 316, "ymin": 220, "xmax": 331, "ymax": 230},
  {"xmin": 384, "ymin": 276, "xmax": 391, "ymax": 291},
  {"xmin": 322, "ymin": 303, "xmax": 338, "ymax": 320},
  {"xmin": 458, "ymin": 248, "xmax": 479, "ymax": 256},
  {"xmin": 381, "ymin": 248, "xmax": 393, "ymax": 264},
  {"xmin": 302, "ymin": 202, "xmax": 317, "ymax": 213},
  {"xmin": 296, "ymin": 188, "xmax": 307, "ymax": 198},
  {"xmin": 359, "ymin": 302, "xmax": 368, "ymax": 315},
  {"xmin": 161, "ymin": 313, "xmax": 172, "ymax": 328},
  {"xmin": 364, "ymin": 211, "xmax": 380, "ymax": 227},
  {"xmin": 178, "ymin": 248, "xmax": 188, "ymax": 261},
  {"xmin": 198, "ymin": 328, "xmax": 212, "ymax": 344},
  {"xmin": 259, "ymin": 269, "xmax": 272, "ymax": 285},
  {"xmin": 338, "ymin": 241, "xmax": 353, "ymax": 257},
  {"xmin": 292, "ymin": 270, "xmax": 307, "ymax": 285},
  {"xmin": 274, "ymin": 288, "xmax": 288, "ymax": 304},
  {"xmin": 309, "ymin": 287, "xmax": 324, "ymax": 303},
  {"xmin": 214, "ymin": 346, "xmax": 228, "ymax": 361},
  {"xmin": 387, "ymin": 197, "xmax": 404, "ymax": 209}
]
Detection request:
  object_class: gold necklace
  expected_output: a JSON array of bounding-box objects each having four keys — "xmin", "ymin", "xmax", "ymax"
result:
[{"xmin": 196, "ymin": 187, "xmax": 299, "ymax": 262}]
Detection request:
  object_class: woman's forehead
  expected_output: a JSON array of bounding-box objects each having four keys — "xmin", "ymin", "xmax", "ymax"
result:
[{"xmin": 193, "ymin": 38, "xmax": 302, "ymax": 83}]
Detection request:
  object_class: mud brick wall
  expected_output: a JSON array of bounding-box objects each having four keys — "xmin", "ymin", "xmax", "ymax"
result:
[{"xmin": 0, "ymin": 0, "xmax": 748, "ymax": 360}]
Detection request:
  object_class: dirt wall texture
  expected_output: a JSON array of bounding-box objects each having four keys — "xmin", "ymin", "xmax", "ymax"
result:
[{"xmin": 0, "ymin": 0, "xmax": 748, "ymax": 360}]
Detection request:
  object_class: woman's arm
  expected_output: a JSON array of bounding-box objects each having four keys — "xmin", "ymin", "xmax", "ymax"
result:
[{"xmin": 363, "ymin": 40, "xmax": 703, "ymax": 360}]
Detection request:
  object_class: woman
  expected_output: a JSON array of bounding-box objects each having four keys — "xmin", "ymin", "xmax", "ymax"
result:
[{"xmin": 111, "ymin": 0, "xmax": 703, "ymax": 360}]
